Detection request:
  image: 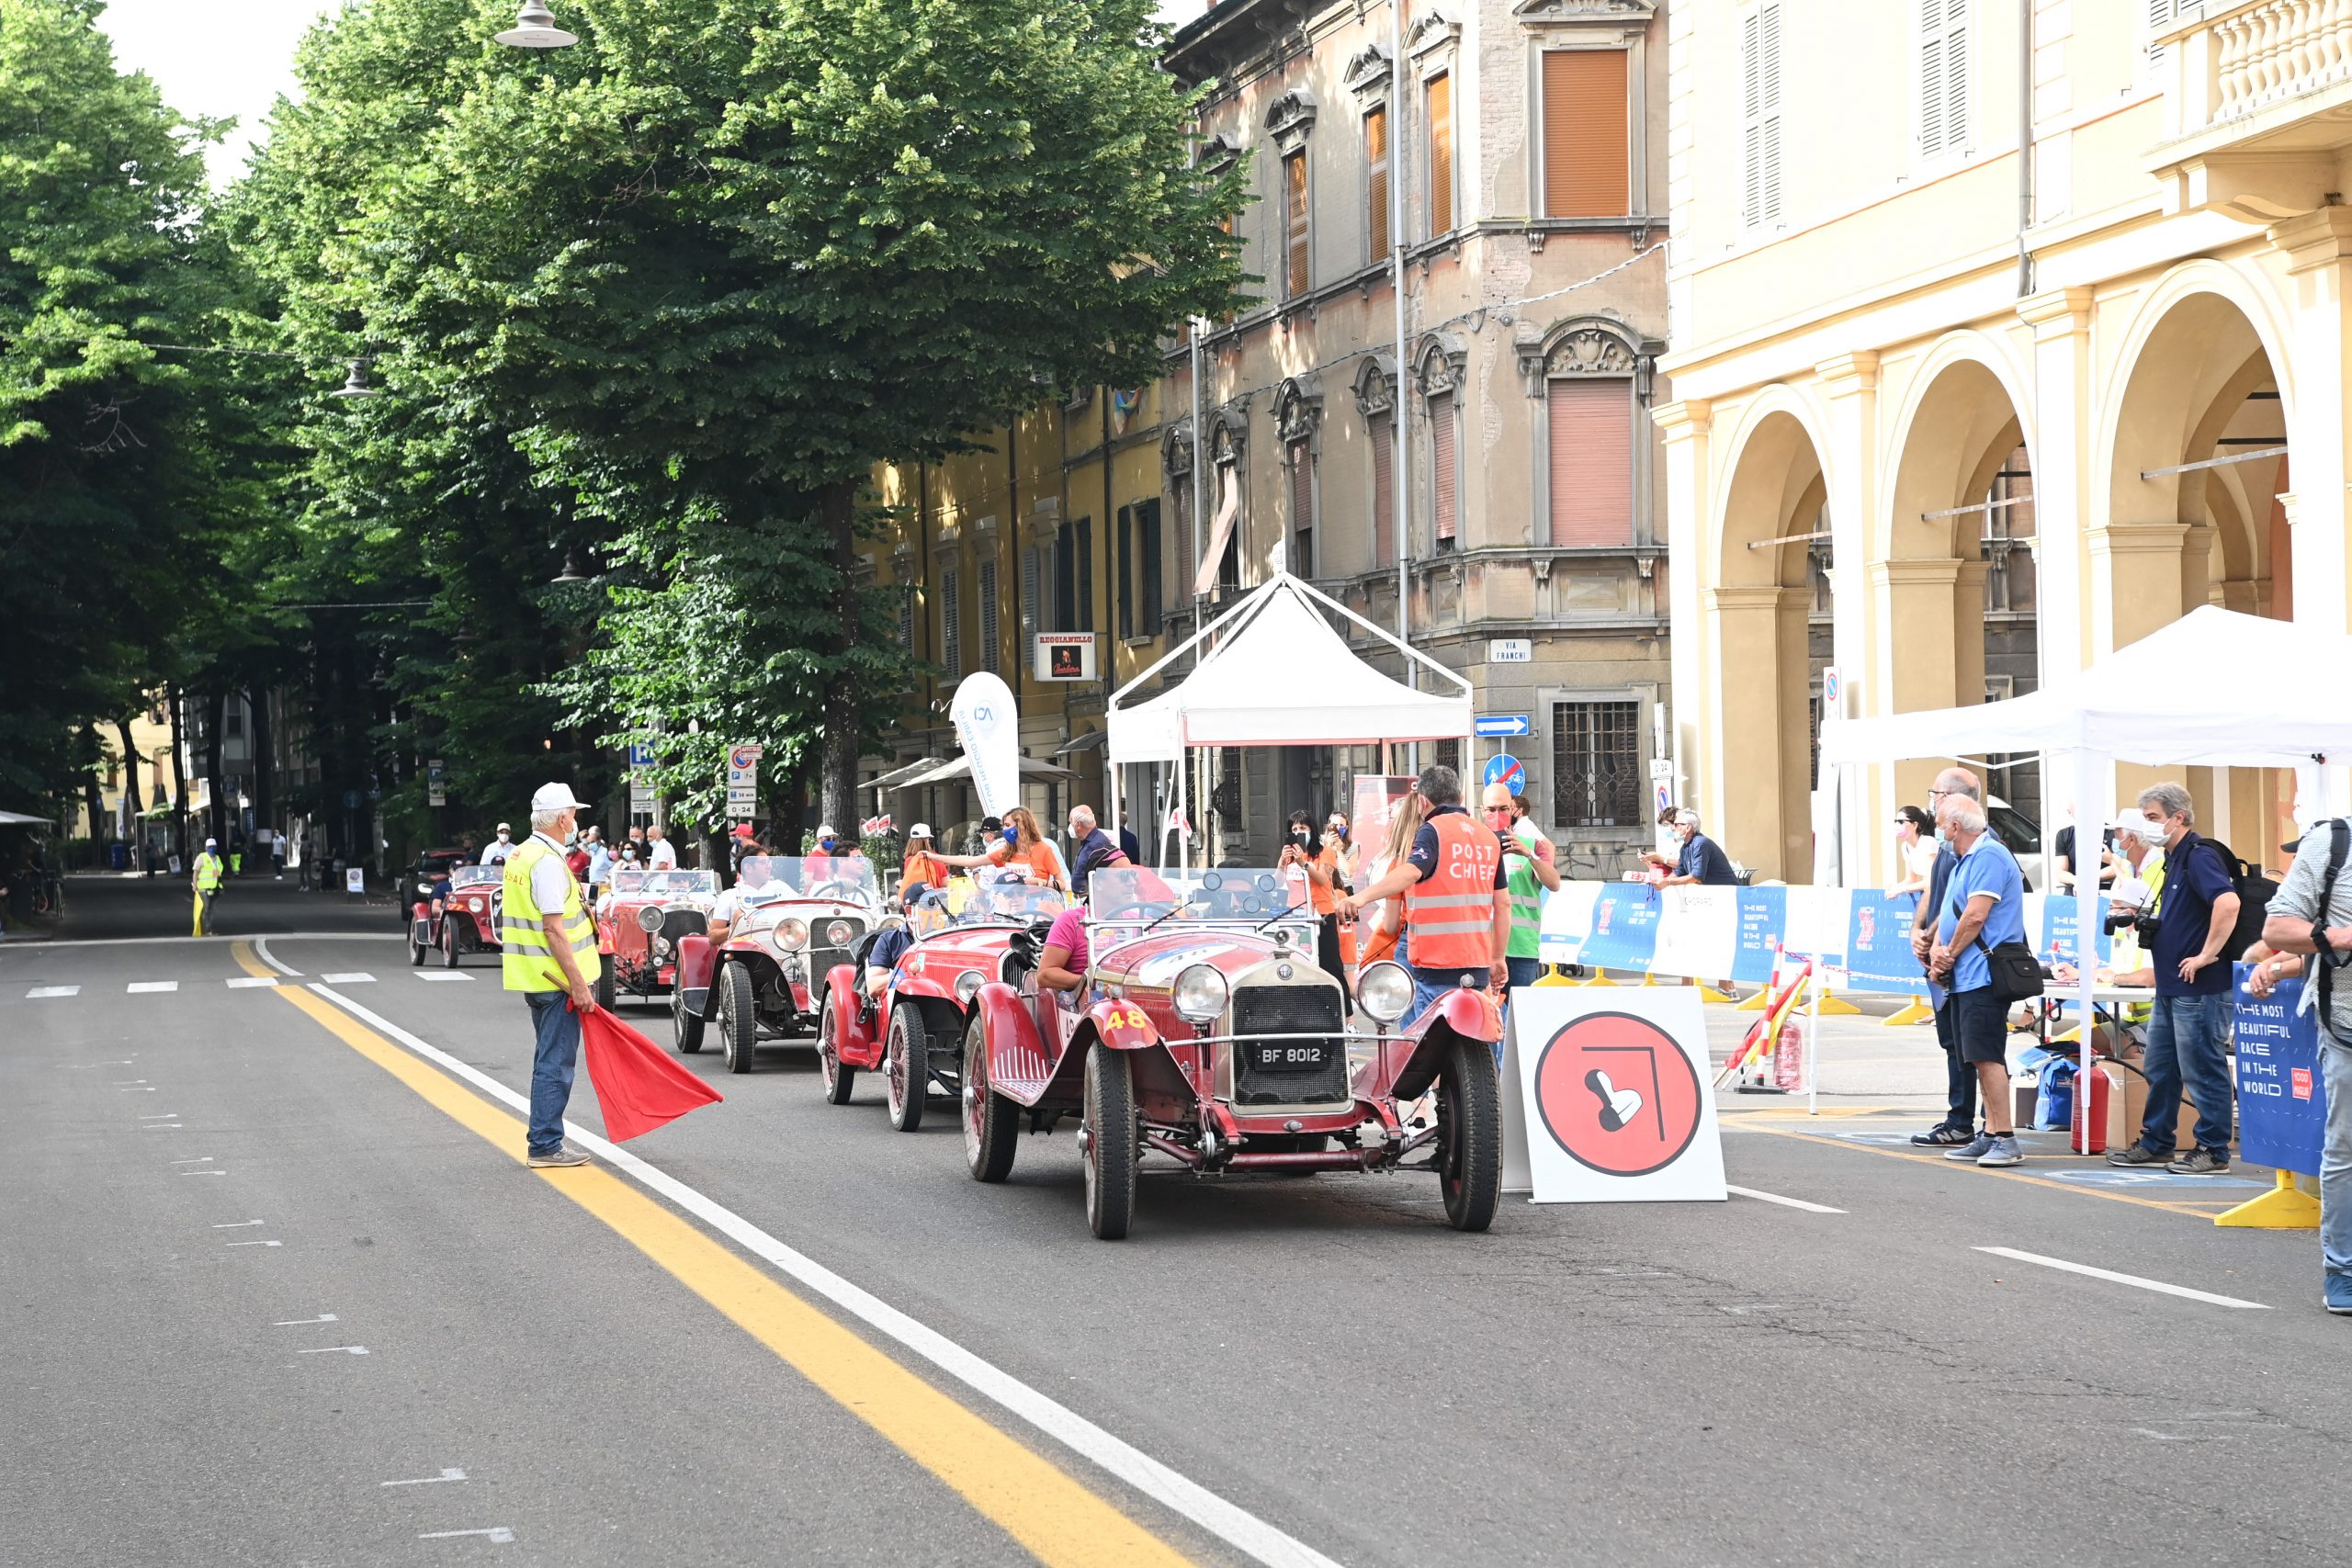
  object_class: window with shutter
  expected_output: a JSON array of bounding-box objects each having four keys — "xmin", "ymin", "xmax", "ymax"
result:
[
  {"xmin": 1116, "ymin": 506, "xmax": 1134, "ymax": 640},
  {"xmin": 1288, "ymin": 444, "xmax": 1314, "ymax": 576},
  {"xmin": 1542, "ymin": 50, "xmax": 1630, "ymax": 219},
  {"xmin": 1171, "ymin": 485, "xmax": 1193, "ymax": 604},
  {"xmin": 941, "ymin": 567, "xmax": 961, "ymax": 679},
  {"xmin": 1053, "ymin": 523, "xmax": 1075, "ymax": 633},
  {"xmin": 1283, "ymin": 150, "xmax": 1310, "ymax": 299},
  {"xmin": 1075, "ymin": 516, "xmax": 1093, "ymax": 633},
  {"xmin": 1364, "ymin": 107, "xmax": 1389, "ymax": 263},
  {"xmin": 978, "ymin": 558, "xmax": 1001, "ymax": 675},
  {"xmin": 1370, "ymin": 410, "xmax": 1395, "ymax": 566},
  {"xmin": 1547, "ymin": 379, "xmax": 1634, "ymax": 547},
  {"xmin": 1137, "ymin": 499, "xmax": 1162, "ymax": 633},
  {"xmin": 1919, "ymin": 0, "xmax": 1968, "ymax": 157},
  {"xmin": 1020, "ymin": 546, "xmax": 1043, "ymax": 670},
  {"xmin": 2143, "ymin": 0, "xmax": 2177, "ymax": 72},
  {"xmin": 1739, "ymin": 5, "xmax": 1782, "ymax": 230},
  {"xmin": 1425, "ymin": 73, "xmax": 1453, "ymax": 236},
  {"xmin": 1430, "ymin": 393, "xmax": 1457, "ymax": 546},
  {"xmin": 897, "ymin": 586, "xmax": 914, "ymax": 650}
]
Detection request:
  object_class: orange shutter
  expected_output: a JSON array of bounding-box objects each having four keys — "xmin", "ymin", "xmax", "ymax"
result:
[
  {"xmin": 1547, "ymin": 379, "xmax": 1634, "ymax": 547},
  {"xmin": 1426, "ymin": 74, "xmax": 1453, "ymax": 235},
  {"xmin": 1364, "ymin": 107, "xmax": 1389, "ymax": 262},
  {"xmin": 1370, "ymin": 411, "xmax": 1394, "ymax": 564},
  {"xmin": 1430, "ymin": 393, "xmax": 1457, "ymax": 542},
  {"xmin": 1543, "ymin": 51, "xmax": 1630, "ymax": 219},
  {"xmin": 1283, "ymin": 150, "xmax": 1309, "ymax": 299}
]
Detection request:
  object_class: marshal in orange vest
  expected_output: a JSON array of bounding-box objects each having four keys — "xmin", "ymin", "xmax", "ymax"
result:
[{"xmin": 1403, "ymin": 811, "xmax": 1505, "ymax": 971}]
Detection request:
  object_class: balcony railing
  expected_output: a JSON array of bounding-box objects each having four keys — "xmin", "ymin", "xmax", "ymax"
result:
[{"xmin": 2159, "ymin": 0, "xmax": 2352, "ymax": 143}]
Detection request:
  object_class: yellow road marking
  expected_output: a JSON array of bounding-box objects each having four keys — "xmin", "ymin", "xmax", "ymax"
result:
[
  {"xmin": 1723, "ymin": 1119, "xmax": 2225, "ymax": 1219},
  {"xmin": 227, "ymin": 942, "xmax": 1194, "ymax": 1568}
]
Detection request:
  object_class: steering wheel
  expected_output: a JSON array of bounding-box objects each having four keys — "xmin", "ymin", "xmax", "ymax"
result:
[{"xmin": 807, "ymin": 880, "xmax": 865, "ymax": 903}]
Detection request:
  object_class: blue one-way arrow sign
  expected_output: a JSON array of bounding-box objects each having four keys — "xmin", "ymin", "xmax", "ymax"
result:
[{"xmin": 1474, "ymin": 714, "xmax": 1531, "ymax": 738}]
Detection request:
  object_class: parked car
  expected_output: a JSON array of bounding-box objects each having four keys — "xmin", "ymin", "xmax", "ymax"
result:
[
  {"xmin": 817, "ymin": 875, "xmax": 1072, "ymax": 1131},
  {"xmin": 673, "ymin": 856, "xmax": 882, "ymax": 1073},
  {"xmin": 1985, "ymin": 794, "xmax": 2044, "ymax": 891},
  {"xmin": 593, "ymin": 868, "xmax": 719, "ymax": 1009},
  {"xmin": 962, "ymin": 865, "xmax": 1504, "ymax": 1240},
  {"xmin": 410, "ymin": 863, "xmax": 503, "ymax": 968}
]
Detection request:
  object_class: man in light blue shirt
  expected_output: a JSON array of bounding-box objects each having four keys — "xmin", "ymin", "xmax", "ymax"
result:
[{"xmin": 1928, "ymin": 795, "xmax": 2029, "ymax": 1168}]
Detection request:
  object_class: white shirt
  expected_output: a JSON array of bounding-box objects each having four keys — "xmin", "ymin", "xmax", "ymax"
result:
[
  {"xmin": 481, "ymin": 838, "xmax": 514, "ymax": 865},
  {"xmin": 1903, "ymin": 838, "xmax": 1938, "ymax": 883},
  {"xmin": 711, "ymin": 878, "xmax": 782, "ymax": 927},
  {"xmin": 526, "ymin": 832, "xmax": 572, "ymax": 915},
  {"xmin": 648, "ymin": 837, "xmax": 678, "ymax": 870}
]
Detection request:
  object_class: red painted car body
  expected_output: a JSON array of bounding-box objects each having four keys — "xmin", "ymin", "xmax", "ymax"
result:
[
  {"xmin": 670, "ymin": 857, "xmax": 882, "ymax": 1074},
  {"xmin": 407, "ymin": 864, "xmax": 504, "ymax": 969},
  {"xmin": 961, "ymin": 866, "xmax": 1505, "ymax": 1239},
  {"xmin": 592, "ymin": 868, "xmax": 718, "ymax": 1008}
]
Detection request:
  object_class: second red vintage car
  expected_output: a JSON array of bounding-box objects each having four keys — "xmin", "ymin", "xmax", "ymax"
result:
[
  {"xmin": 816, "ymin": 875, "xmax": 1072, "ymax": 1132},
  {"xmin": 408, "ymin": 863, "xmax": 504, "ymax": 968},
  {"xmin": 962, "ymin": 866, "xmax": 1504, "ymax": 1240},
  {"xmin": 593, "ymin": 868, "xmax": 718, "ymax": 1009},
  {"xmin": 673, "ymin": 856, "xmax": 882, "ymax": 1074}
]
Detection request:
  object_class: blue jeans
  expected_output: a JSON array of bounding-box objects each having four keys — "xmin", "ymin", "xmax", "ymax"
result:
[
  {"xmin": 2324, "ymin": 1043, "xmax": 2352, "ymax": 1289},
  {"xmin": 526, "ymin": 991, "xmax": 582, "ymax": 1156},
  {"xmin": 2139, "ymin": 993, "xmax": 2234, "ymax": 1155}
]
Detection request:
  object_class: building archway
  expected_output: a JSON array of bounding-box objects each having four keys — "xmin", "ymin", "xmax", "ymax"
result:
[{"xmin": 1711, "ymin": 406, "xmax": 1826, "ymax": 879}]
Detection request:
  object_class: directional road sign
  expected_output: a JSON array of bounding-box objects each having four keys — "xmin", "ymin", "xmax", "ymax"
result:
[{"xmin": 1474, "ymin": 714, "xmax": 1531, "ymax": 738}]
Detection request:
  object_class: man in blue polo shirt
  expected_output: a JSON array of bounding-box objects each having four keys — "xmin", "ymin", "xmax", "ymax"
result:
[{"xmin": 1928, "ymin": 794, "xmax": 2029, "ymax": 1168}]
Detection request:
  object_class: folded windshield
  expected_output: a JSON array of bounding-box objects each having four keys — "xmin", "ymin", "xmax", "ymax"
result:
[
  {"xmin": 608, "ymin": 869, "xmax": 717, "ymax": 897},
  {"xmin": 728, "ymin": 855, "xmax": 879, "ymax": 906}
]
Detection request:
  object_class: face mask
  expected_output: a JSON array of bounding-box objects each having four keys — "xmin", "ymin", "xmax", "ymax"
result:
[
  {"xmin": 564, "ymin": 830, "xmax": 578, "ymax": 847},
  {"xmin": 1292, "ymin": 829, "xmax": 1310, "ymax": 846},
  {"xmin": 1001, "ymin": 827, "xmax": 1018, "ymax": 847}
]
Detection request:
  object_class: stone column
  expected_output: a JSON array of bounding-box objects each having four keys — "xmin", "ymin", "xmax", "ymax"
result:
[
  {"xmin": 1705, "ymin": 584, "xmax": 1795, "ymax": 880},
  {"xmin": 1815, "ymin": 354, "xmax": 1880, "ymax": 882},
  {"xmin": 1656, "ymin": 399, "xmax": 1713, "ymax": 819},
  {"xmin": 2270, "ymin": 208, "xmax": 2352, "ymax": 638},
  {"xmin": 1869, "ymin": 556, "xmax": 1963, "ymax": 813},
  {"xmin": 2018, "ymin": 288, "xmax": 2093, "ymax": 673}
]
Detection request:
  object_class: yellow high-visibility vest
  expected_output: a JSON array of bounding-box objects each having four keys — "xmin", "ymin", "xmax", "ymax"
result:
[
  {"xmin": 500, "ymin": 836, "xmax": 602, "ymax": 993},
  {"xmin": 193, "ymin": 852, "xmax": 224, "ymax": 892}
]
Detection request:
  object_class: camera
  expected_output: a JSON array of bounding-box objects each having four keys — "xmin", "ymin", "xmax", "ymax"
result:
[{"xmin": 2105, "ymin": 907, "xmax": 2159, "ymax": 942}]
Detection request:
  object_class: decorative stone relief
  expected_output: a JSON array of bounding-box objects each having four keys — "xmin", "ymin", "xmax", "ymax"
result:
[
  {"xmin": 1264, "ymin": 87, "xmax": 1318, "ymax": 155},
  {"xmin": 1351, "ymin": 354, "xmax": 1398, "ymax": 419},
  {"xmin": 1274, "ymin": 372, "xmax": 1325, "ymax": 444},
  {"xmin": 1413, "ymin": 332, "xmax": 1469, "ymax": 400},
  {"xmin": 1342, "ymin": 42, "xmax": 1393, "ymax": 105}
]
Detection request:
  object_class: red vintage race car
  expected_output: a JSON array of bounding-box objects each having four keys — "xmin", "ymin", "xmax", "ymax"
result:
[
  {"xmin": 593, "ymin": 868, "xmax": 719, "ymax": 1009},
  {"xmin": 962, "ymin": 865, "xmax": 1504, "ymax": 1240},
  {"xmin": 672, "ymin": 856, "xmax": 882, "ymax": 1075},
  {"xmin": 408, "ymin": 863, "xmax": 505, "ymax": 969},
  {"xmin": 816, "ymin": 875, "xmax": 1073, "ymax": 1132}
]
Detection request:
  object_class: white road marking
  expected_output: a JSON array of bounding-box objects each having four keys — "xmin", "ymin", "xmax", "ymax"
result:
[
  {"xmin": 252, "ymin": 938, "xmax": 300, "ymax": 976},
  {"xmin": 226, "ymin": 1239, "xmax": 282, "ymax": 1248},
  {"xmin": 225, "ymin": 976, "xmax": 278, "ymax": 989},
  {"xmin": 415, "ymin": 972, "xmax": 472, "ymax": 983},
  {"xmin": 272, "ymin": 1314, "xmax": 337, "ymax": 1325},
  {"xmin": 1975, "ymin": 1247, "xmax": 2271, "ymax": 1310},
  {"xmin": 320, "ymin": 973, "xmax": 375, "ymax": 985},
  {"xmin": 179, "ymin": 1169, "xmax": 225, "ymax": 1177},
  {"xmin": 138, "ymin": 1112, "xmax": 177, "ymax": 1120},
  {"xmin": 419, "ymin": 1528, "xmax": 513, "ymax": 1543},
  {"xmin": 1726, "ymin": 1184, "xmax": 1846, "ymax": 1213},
  {"xmin": 383, "ymin": 1469, "xmax": 469, "ymax": 1487},
  {"xmin": 112, "ymin": 1079, "xmax": 147, "ymax": 1085},
  {"xmin": 139, "ymin": 1123, "xmax": 184, "ymax": 1131},
  {"xmin": 117, "ymin": 1086, "xmax": 157, "ymax": 1092},
  {"xmin": 126, "ymin": 982, "xmax": 177, "ymax": 994},
  {"xmin": 27, "ymin": 986, "xmax": 78, "ymax": 998},
  {"xmin": 296, "ymin": 1345, "xmax": 369, "ymax": 1355},
  {"xmin": 171, "ymin": 1157, "xmax": 213, "ymax": 1166},
  {"xmin": 214, "ymin": 1220, "xmax": 264, "ymax": 1228},
  {"xmin": 314, "ymin": 984, "xmax": 1352, "ymax": 1568}
]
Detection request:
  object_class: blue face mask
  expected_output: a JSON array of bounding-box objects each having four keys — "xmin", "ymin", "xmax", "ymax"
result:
[
  {"xmin": 1002, "ymin": 826, "xmax": 1019, "ymax": 847},
  {"xmin": 820, "ymin": 838, "xmax": 835, "ymax": 853}
]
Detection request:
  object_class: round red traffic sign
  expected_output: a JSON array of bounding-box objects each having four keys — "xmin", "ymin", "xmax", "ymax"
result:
[{"xmin": 1531, "ymin": 1011, "xmax": 1703, "ymax": 1178}]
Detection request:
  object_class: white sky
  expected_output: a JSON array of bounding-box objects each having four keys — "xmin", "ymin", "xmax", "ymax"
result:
[{"xmin": 99, "ymin": 1, "xmax": 1202, "ymax": 188}]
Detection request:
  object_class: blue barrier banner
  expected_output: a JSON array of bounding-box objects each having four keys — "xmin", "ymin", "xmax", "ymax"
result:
[
  {"xmin": 1842, "ymin": 892, "xmax": 1926, "ymax": 994},
  {"xmin": 1731, "ymin": 886, "xmax": 1785, "ymax": 986},
  {"xmin": 2039, "ymin": 895, "xmax": 2111, "ymax": 969},
  {"xmin": 1580, "ymin": 885, "xmax": 1661, "ymax": 973},
  {"xmin": 2233, "ymin": 964, "xmax": 2328, "ymax": 1179}
]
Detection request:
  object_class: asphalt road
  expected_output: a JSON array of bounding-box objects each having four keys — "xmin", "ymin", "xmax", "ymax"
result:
[{"xmin": 6, "ymin": 881, "xmax": 2346, "ymax": 1567}]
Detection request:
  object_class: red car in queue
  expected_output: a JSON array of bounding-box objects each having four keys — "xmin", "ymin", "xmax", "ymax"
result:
[
  {"xmin": 961, "ymin": 865, "xmax": 1505, "ymax": 1240},
  {"xmin": 672, "ymin": 856, "xmax": 881, "ymax": 1075},
  {"xmin": 592, "ymin": 868, "xmax": 719, "ymax": 1010},
  {"xmin": 408, "ymin": 863, "xmax": 504, "ymax": 969},
  {"xmin": 816, "ymin": 874, "xmax": 1072, "ymax": 1133}
]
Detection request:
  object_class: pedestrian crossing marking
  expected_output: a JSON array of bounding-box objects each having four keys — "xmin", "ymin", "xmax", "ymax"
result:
[
  {"xmin": 320, "ymin": 973, "xmax": 375, "ymax": 985},
  {"xmin": 27, "ymin": 987, "xmax": 78, "ymax": 998},
  {"xmin": 126, "ymin": 982, "xmax": 178, "ymax": 994},
  {"xmin": 226, "ymin": 976, "xmax": 279, "ymax": 989},
  {"xmin": 415, "ymin": 972, "xmax": 472, "ymax": 983}
]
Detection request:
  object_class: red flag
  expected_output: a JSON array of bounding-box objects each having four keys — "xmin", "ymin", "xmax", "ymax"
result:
[{"xmin": 577, "ymin": 1005, "xmax": 723, "ymax": 1141}]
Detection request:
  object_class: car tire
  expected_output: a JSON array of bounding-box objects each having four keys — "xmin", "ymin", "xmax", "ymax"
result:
[
  {"xmin": 594, "ymin": 964, "xmax": 615, "ymax": 1011},
  {"xmin": 1082, "ymin": 1047, "xmax": 1137, "ymax": 1241},
  {"xmin": 408, "ymin": 926, "xmax": 426, "ymax": 967},
  {"xmin": 673, "ymin": 981, "xmax": 706, "ymax": 1055},
  {"xmin": 441, "ymin": 923, "xmax": 460, "ymax": 969},
  {"xmin": 963, "ymin": 1012, "xmax": 1017, "ymax": 1184},
  {"xmin": 1434, "ymin": 1038, "xmax": 1501, "ymax": 1234},
  {"xmin": 886, "ymin": 1006, "xmax": 926, "ymax": 1133},
  {"xmin": 718, "ymin": 963, "xmax": 757, "ymax": 1075},
  {"xmin": 819, "ymin": 998, "xmax": 856, "ymax": 1105}
]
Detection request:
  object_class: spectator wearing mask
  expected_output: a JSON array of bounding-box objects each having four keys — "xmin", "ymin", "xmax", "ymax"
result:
[
  {"xmin": 1890, "ymin": 805, "xmax": 1937, "ymax": 896},
  {"xmin": 898, "ymin": 825, "xmax": 951, "ymax": 909},
  {"xmin": 937, "ymin": 807, "xmax": 1066, "ymax": 892},
  {"xmin": 646, "ymin": 824, "xmax": 678, "ymax": 871},
  {"xmin": 1656, "ymin": 810, "xmax": 1739, "ymax": 887},
  {"xmin": 481, "ymin": 824, "xmax": 516, "ymax": 866},
  {"xmin": 2254, "ymin": 821, "xmax": 2352, "ymax": 1314},
  {"xmin": 1279, "ymin": 809, "xmax": 1348, "ymax": 993},
  {"xmin": 1909, "ymin": 767, "xmax": 1984, "ymax": 1148},
  {"xmin": 2106, "ymin": 783, "xmax": 2240, "ymax": 1175},
  {"xmin": 585, "ymin": 829, "xmax": 613, "ymax": 893},
  {"xmin": 1065, "ymin": 806, "xmax": 1129, "ymax": 895},
  {"xmin": 1926, "ymin": 794, "xmax": 2029, "ymax": 1168},
  {"xmin": 1484, "ymin": 782, "xmax": 1561, "ymax": 999}
]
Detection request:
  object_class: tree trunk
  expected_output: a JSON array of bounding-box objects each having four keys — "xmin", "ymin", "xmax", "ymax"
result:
[
  {"xmin": 82, "ymin": 729, "xmax": 107, "ymax": 854},
  {"xmin": 116, "ymin": 717, "xmax": 143, "ymax": 818},
  {"xmin": 818, "ymin": 478, "xmax": 864, "ymax": 837},
  {"xmin": 167, "ymin": 685, "xmax": 188, "ymax": 865},
  {"xmin": 248, "ymin": 686, "xmax": 274, "ymax": 843},
  {"xmin": 204, "ymin": 691, "xmax": 227, "ymax": 850}
]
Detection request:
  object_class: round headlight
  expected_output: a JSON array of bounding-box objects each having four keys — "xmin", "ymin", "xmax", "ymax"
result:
[
  {"xmin": 955, "ymin": 970, "xmax": 983, "ymax": 1005},
  {"xmin": 1355, "ymin": 960, "xmax": 1413, "ymax": 1026},
  {"xmin": 636, "ymin": 905, "xmax": 664, "ymax": 933},
  {"xmin": 774, "ymin": 918, "xmax": 808, "ymax": 951},
  {"xmin": 825, "ymin": 919, "xmax": 856, "ymax": 947},
  {"xmin": 651, "ymin": 935, "xmax": 671, "ymax": 957},
  {"xmin": 1172, "ymin": 963, "xmax": 1228, "ymax": 1025}
]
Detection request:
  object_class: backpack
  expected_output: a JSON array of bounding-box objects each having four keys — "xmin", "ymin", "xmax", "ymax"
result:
[
  {"xmin": 2191, "ymin": 835, "xmax": 2278, "ymax": 962},
  {"xmin": 2310, "ymin": 820, "xmax": 2352, "ymax": 1049}
]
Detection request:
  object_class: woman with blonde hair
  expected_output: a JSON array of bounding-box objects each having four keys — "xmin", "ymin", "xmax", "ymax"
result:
[
  {"xmin": 1354, "ymin": 793, "xmax": 1425, "ymax": 968},
  {"xmin": 936, "ymin": 804, "xmax": 1069, "ymax": 893}
]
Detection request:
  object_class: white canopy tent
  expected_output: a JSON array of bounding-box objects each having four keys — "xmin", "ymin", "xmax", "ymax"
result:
[
  {"xmin": 1106, "ymin": 572, "xmax": 1473, "ymax": 868},
  {"xmin": 1817, "ymin": 604, "xmax": 2352, "ymax": 1156}
]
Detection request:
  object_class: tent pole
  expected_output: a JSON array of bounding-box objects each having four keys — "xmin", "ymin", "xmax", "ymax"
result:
[{"xmin": 2072, "ymin": 746, "xmax": 2109, "ymax": 1153}]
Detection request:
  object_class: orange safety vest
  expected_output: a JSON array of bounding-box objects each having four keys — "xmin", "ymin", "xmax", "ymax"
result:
[{"xmin": 1403, "ymin": 811, "xmax": 1503, "ymax": 971}]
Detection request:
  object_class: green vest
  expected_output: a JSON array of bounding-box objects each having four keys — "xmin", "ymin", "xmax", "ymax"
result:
[
  {"xmin": 500, "ymin": 837, "xmax": 601, "ymax": 992},
  {"xmin": 193, "ymin": 852, "xmax": 224, "ymax": 892},
  {"xmin": 1505, "ymin": 821, "xmax": 1544, "ymax": 960}
]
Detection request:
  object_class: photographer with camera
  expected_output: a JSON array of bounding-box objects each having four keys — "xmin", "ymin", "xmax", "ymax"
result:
[
  {"xmin": 2106, "ymin": 783, "xmax": 2239, "ymax": 1175},
  {"xmin": 1281, "ymin": 808, "xmax": 1351, "ymax": 993}
]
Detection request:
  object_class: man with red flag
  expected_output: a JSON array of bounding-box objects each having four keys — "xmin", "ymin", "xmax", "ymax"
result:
[{"xmin": 502, "ymin": 782, "xmax": 602, "ymax": 1168}]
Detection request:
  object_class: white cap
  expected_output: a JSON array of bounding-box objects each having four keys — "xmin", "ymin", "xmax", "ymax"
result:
[
  {"xmin": 530, "ymin": 782, "xmax": 587, "ymax": 813},
  {"xmin": 204, "ymin": 837, "xmax": 218, "ymax": 849},
  {"xmin": 815, "ymin": 823, "xmax": 836, "ymax": 839},
  {"xmin": 909, "ymin": 822, "xmax": 933, "ymax": 840}
]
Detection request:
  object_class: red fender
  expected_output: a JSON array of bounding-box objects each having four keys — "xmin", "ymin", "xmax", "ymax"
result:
[
  {"xmin": 1084, "ymin": 996, "xmax": 1163, "ymax": 1052},
  {"xmin": 971, "ymin": 981, "xmax": 1052, "ymax": 1106},
  {"xmin": 1390, "ymin": 984, "xmax": 1504, "ymax": 1103},
  {"xmin": 675, "ymin": 932, "xmax": 715, "ymax": 999},
  {"xmin": 823, "ymin": 962, "xmax": 878, "ymax": 1066}
]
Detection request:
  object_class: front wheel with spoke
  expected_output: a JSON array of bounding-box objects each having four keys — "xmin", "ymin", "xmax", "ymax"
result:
[
  {"xmin": 1082, "ymin": 1048, "xmax": 1136, "ymax": 1241},
  {"xmin": 886, "ymin": 1005, "xmax": 926, "ymax": 1132}
]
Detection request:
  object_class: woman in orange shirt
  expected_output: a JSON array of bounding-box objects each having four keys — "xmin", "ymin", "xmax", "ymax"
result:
[{"xmin": 935, "ymin": 807, "xmax": 1070, "ymax": 894}]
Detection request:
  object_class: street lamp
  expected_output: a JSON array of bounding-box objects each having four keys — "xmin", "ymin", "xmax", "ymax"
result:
[
  {"xmin": 494, "ymin": 1, "xmax": 576, "ymax": 48},
  {"xmin": 330, "ymin": 359, "xmax": 380, "ymax": 399}
]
